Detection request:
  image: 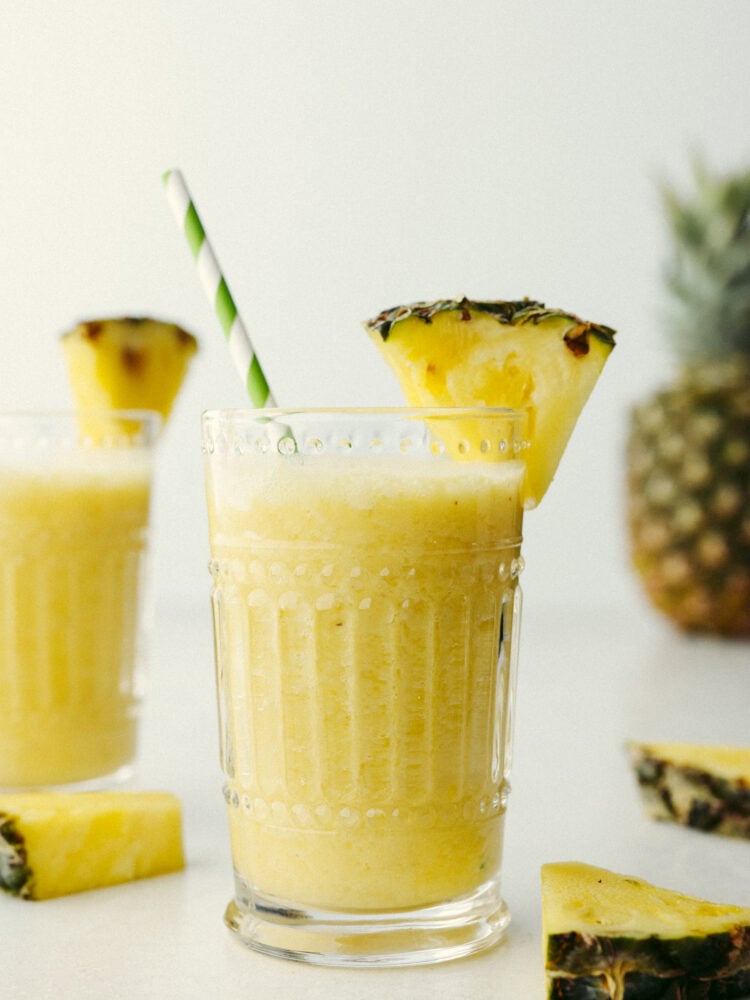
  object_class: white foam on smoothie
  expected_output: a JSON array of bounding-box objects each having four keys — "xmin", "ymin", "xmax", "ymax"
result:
[
  {"xmin": 0, "ymin": 445, "xmax": 154, "ymax": 485},
  {"xmin": 207, "ymin": 453, "xmax": 525, "ymax": 550}
]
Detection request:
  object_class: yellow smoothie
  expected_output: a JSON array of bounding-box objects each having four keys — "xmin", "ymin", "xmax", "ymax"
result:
[
  {"xmin": 206, "ymin": 448, "xmax": 524, "ymax": 911},
  {"xmin": 0, "ymin": 447, "xmax": 153, "ymax": 787}
]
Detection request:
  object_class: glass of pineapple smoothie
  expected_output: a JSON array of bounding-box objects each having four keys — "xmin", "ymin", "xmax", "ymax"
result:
[
  {"xmin": 0, "ymin": 410, "xmax": 160, "ymax": 790},
  {"xmin": 203, "ymin": 406, "xmax": 526, "ymax": 966}
]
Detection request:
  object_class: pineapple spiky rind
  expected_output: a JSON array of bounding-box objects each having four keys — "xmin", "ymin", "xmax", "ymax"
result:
[
  {"xmin": 628, "ymin": 741, "xmax": 750, "ymax": 839},
  {"xmin": 0, "ymin": 791, "xmax": 184, "ymax": 900},
  {"xmin": 367, "ymin": 298, "xmax": 616, "ymax": 347},
  {"xmin": 365, "ymin": 297, "xmax": 615, "ymax": 506},
  {"xmin": 61, "ymin": 316, "xmax": 198, "ymax": 424},
  {"xmin": 542, "ymin": 861, "xmax": 750, "ymax": 999}
]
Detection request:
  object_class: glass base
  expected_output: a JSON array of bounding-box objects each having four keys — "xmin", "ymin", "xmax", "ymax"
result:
[{"xmin": 224, "ymin": 874, "xmax": 510, "ymax": 967}]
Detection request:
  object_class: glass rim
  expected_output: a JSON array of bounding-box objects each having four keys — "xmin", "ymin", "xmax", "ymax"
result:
[
  {"xmin": 202, "ymin": 405, "xmax": 527, "ymax": 421},
  {"xmin": 0, "ymin": 408, "xmax": 162, "ymax": 424},
  {"xmin": 0, "ymin": 409, "xmax": 163, "ymax": 450},
  {"xmin": 202, "ymin": 407, "xmax": 529, "ymax": 462}
]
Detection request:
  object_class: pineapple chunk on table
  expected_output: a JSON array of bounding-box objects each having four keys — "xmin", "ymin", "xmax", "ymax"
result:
[
  {"xmin": 628, "ymin": 741, "xmax": 750, "ymax": 839},
  {"xmin": 0, "ymin": 791, "xmax": 184, "ymax": 900},
  {"xmin": 542, "ymin": 861, "xmax": 750, "ymax": 999}
]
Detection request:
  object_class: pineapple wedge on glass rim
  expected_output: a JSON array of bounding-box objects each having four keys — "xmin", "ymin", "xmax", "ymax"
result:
[
  {"xmin": 61, "ymin": 316, "xmax": 198, "ymax": 429},
  {"xmin": 0, "ymin": 791, "xmax": 184, "ymax": 900},
  {"xmin": 542, "ymin": 861, "xmax": 750, "ymax": 1000},
  {"xmin": 365, "ymin": 298, "xmax": 616, "ymax": 507}
]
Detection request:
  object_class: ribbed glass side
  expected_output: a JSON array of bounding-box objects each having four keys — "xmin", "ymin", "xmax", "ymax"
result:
[
  {"xmin": 0, "ymin": 534, "xmax": 151, "ymax": 787},
  {"xmin": 211, "ymin": 543, "xmax": 522, "ymax": 911}
]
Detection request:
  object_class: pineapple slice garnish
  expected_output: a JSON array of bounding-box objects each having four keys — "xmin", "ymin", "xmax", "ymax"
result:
[
  {"xmin": 61, "ymin": 317, "xmax": 198, "ymax": 427},
  {"xmin": 0, "ymin": 791, "xmax": 184, "ymax": 899},
  {"xmin": 365, "ymin": 299, "xmax": 615, "ymax": 506},
  {"xmin": 543, "ymin": 861, "xmax": 750, "ymax": 996}
]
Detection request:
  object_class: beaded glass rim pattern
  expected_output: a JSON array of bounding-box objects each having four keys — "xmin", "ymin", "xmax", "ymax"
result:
[
  {"xmin": 0, "ymin": 410, "xmax": 162, "ymax": 452},
  {"xmin": 202, "ymin": 407, "xmax": 530, "ymax": 460}
]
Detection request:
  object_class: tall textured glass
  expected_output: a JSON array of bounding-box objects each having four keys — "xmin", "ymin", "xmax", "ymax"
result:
[
  {"xmin": 0, "ymin": 411, "xmax": 160, "ymax": 789},
  {"xmin": 203, "ymin": 408, "xmax": 526, "ymax": 966}
]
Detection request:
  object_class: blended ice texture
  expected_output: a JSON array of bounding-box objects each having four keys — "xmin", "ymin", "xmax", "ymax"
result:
[
  {"xmin": 0, "ymin": 449, "xmax": 153, "ymax": 787},
  {"xmin": 206, "ymin": 451, "xmax": 525, "ymax": 911}
]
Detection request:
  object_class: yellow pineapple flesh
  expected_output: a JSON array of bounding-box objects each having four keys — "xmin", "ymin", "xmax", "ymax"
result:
[
  {"xmin": 0, "ymin": 791, "xmax": 184, "ymax": 899},
  {"xmin": 61, "ymin": 317, "xmax": 198, "ymax": 424},
  {"xmin": 365, "ymin": 299, "xmax": 615, "ymax": 506}
]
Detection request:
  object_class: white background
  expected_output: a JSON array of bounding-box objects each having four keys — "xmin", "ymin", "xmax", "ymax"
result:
[
  {"xmin": 1, "ymin": 6, "xmax": 750, "ymax": 996},
  {"xmin": 2, "ymin": 1, "xmax": 748, "ymax": 618}
]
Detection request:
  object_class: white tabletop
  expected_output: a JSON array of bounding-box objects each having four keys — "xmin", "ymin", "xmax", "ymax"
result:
[{"xmin": 4, "ymin": 597, "xmax": 749, "ymax": 1000}]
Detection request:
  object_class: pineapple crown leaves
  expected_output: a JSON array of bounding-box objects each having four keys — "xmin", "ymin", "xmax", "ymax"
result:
[
  {"xmin": 660, "ymin": 157, "xmax": 750, "ymax": 362},
  {"xmin": 366, "ymin": 297, "xmax": 616, "ymax": 347}
]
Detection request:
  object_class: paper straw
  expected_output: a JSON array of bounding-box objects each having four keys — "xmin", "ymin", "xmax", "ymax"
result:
[{"xmin": 162, "ymin": 169, "xmax": 275, "ymax": 408}]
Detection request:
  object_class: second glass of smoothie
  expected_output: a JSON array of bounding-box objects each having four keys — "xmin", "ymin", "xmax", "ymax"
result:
[
  {"xmin": 0, "ymin": 410, "xmax": 160, "ymax": 789},
  {"xmin": 203, "ymin": 407, "xmax": 526, "ymax": 966}
]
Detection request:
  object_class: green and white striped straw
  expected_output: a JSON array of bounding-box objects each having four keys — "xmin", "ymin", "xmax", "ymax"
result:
[{"xmin": 162, "ymin": 169, "xmax": 275, "ymax": 408}]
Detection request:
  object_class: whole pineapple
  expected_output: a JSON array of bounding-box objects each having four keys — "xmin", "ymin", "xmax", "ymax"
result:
[{"xmin": 627, "ymin": 160, "xmax": 750, "ymax": 637}]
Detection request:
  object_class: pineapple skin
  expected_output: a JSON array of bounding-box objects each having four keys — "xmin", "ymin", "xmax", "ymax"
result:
[
  {"xmin": 627, "ymin": 356, "xmax": 750, "ymax": 637},
  {"xmin": 543, "ymin": 862, "xmax": 750, "ymax": 999},
  {"xmin": 629, "ymin": 742, "xmax": 750, "ymax": 839},
  {"xmin": 546, "ymin": 930, "xmax": 750, "ymax": 986},
  {"xmin": 546, "ymin": 968, "xmax": 750, "ymax": 998},
  {"xmin": 0, "ymin": 791, "xmax": 184, "ymax": 899}
]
